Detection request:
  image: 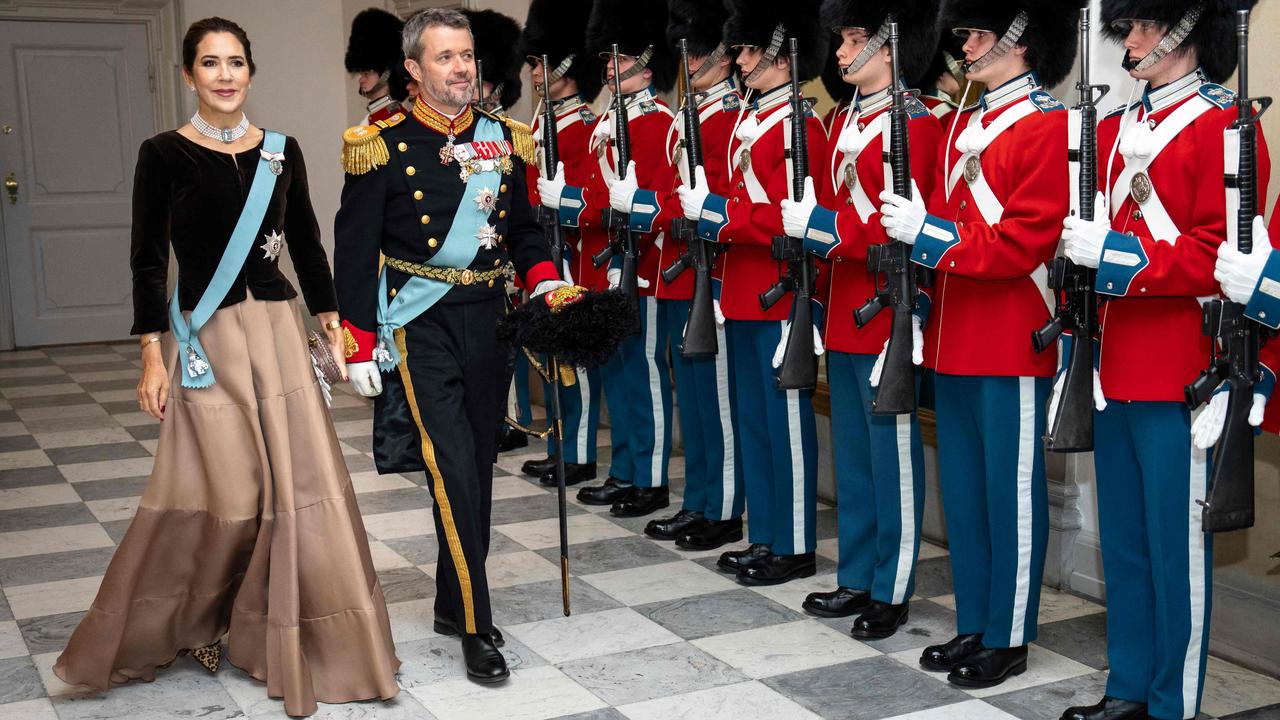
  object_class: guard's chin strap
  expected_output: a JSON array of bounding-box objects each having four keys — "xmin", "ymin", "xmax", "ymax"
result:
[
  {"xmin": 943, "ymin": 51, "xmax": 965, "ymax": 83},
  {"xmin": 744, "ymin": 23, "xmax": 787, "ymax": 85},
  {"xmin": 690, "ymin": 43, "xmax": 729, "ymax": 84},
  {"xmin": 548, "ymin": 53, "xmax": 574, "ymax": 84},
  {"xmin": 615, "ymin": 45, "xmax": 655, "ymax": 83},
  {"xmin": 480, "ymin": 82, "xmax": 505, "ymax": 112},
  {"xmin": 1126, "ymin": 3, "xmax": 1205, "ymax": 73},
  {"xmin": 841, "ymin": 20, "xmax": 891, "ymax": 78},
  {"xmin": 963, "ymin": 11, "xmax": 1029, "ymax": 75}
]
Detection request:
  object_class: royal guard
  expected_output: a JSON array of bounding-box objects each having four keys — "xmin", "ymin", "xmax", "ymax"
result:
[
  {"xmin": 821, "ymin": 52, "xmax": 857, "ymax": 137},
  {"xmin": 345, "ymin": 8, "xmax": 406, "ymax": 125},
  {"xmin": 916, "ymin": 35, "xmax": 965, "ymax": 122},
  {"xmin": 781, "ymin": 0, "xmax": 942, "ymax": 639},
  {"xmin": 464, "ymin": 8, "xmax": 524, "ymax": 113},
  {"xmin": 1059, "ymin": 2, "xmax": 1269, "ymax": 719},
  {"xmin": 876, "ymin": 0, "xmax": 1075, "ymax": 688},
  {"xmin": 518, "ymin": 0, "xmax": 607, "ymax": 486},
  {"xmin": 538, "ymin": 0, "xmax": 679, "ymax": 518},
  {"xmin": 678, "ymin": 0, "xmax": 830, "ymax": 585}
]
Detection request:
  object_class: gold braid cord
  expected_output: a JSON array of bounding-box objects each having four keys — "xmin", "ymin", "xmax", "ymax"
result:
[
  {"xmin": 504, "ymin": 416, "xmax": 556, "ymax": 439},
  {"xmin": 341, "ymin": 124, "xmax": 389, "ymax": 175},
  {"xmin": 521, "ymin": 347, "xmax": 577, "ymax": 387}
]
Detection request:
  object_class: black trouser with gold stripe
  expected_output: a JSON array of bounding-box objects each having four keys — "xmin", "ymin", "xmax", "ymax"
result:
[{"xmin": 393, "ymin": 295, "xmax": 506, "ymax": 635}]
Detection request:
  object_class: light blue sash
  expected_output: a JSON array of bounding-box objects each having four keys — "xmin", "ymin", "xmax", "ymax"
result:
[
  {"xmin": 373, "ymin": 116, "xmax": 505, "ymax": 371},
  {"xmin": 169, "ymin": 130, "xmax": 286, "ymax": 388}
]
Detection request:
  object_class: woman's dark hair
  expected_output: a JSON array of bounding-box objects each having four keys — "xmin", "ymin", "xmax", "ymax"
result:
[{"xmin": 182, "ymin": 17, "xmax": 256, "ymax": 76}]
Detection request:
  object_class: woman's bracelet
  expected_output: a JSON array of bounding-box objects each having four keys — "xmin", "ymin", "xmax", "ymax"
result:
[
  {"xmin": 140, "ymin": 335, "xmax": 161, "ymax": 348},
  {"xmin": 323, "ymin": 319, "xmax": 342, "ymax": 331}
]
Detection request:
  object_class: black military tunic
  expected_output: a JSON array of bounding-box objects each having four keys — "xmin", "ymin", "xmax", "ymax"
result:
[{"xmin": 334, "ymin": 99, "xmax": 556, "ymax": 636}]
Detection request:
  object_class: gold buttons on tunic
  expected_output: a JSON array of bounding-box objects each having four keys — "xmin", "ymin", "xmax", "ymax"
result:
[
  {"xmin": 494, "ymin": 259, "xmax": 502, "ymax": 267},
  {"xmin": 414, "ymin": 190, "xmax": 424, "ymax": 200},
  {"xmin": 420, "ymin": 214, "xmax": 430, "ymax": 224},
  {"xmin": 500, "ymin": 183, "xmax": 508, "ymax": 192},
  {"xmin": 499, "ymin": 210, "xmax": 507, "ymax": 219},
  {"xmin": 398, "ymin": 142, "xmax": 408, "ymax": 152},
  {"xmin": 488, "ymin": 279, "xmax": 495, "ymax": 287},
  {"xmin": 390, "ymin": 287, "xmax": 397, "ymax": 297},
  {"xmin": 428, "ymin": 238, "xmax": 439, "ymax": 248},
  {"xmin": 406, "ymin": 166, "xmax": 416, "ymax": 176},
  {"xmin": 1132, "ymin": 210, "xmax": 1143, "ymax": 221}
]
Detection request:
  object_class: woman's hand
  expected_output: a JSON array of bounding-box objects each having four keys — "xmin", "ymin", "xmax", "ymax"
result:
[
  {"xmin": 317, "ymin": 311, "xmax": 348, "ymax": 381},
  {"xmin": 137, "ymin": 336, "xmax": 169, "ymax": 420}
]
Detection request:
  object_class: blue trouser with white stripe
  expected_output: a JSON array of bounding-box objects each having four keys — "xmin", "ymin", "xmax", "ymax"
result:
[
  {"xmin": 828, "ymin": 352, "xmax": 925, "ymax": 604},
  {"xmin": 725, "ymin": 319, "xmax": 818, "ymax": 555},
  {"xmin": 542, "ymin": 366, "xmax": 601, "ymax": 464},
  {"xmin": 598, "ymin": 296, "xmax": 672, "ymax": 487},
  {"xmin": 1094, "ymin": 401, "xmax": 1211, "ymax": 720},
  {"xmin": 511, "ymin": 350, "xmax": 533, "ymax": 427},
  {"xmin": 663, "ymin": 299, "xmax": 744, "ymax": 521},
  {"xmin": 934, "ymin": 373, "xmax": 1050, "ymax": 648}
]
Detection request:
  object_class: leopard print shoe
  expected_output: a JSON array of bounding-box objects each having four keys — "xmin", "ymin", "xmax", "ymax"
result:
[{"xmin": 192, "ymin": 643, "xmax": 221, "ymax": 674}]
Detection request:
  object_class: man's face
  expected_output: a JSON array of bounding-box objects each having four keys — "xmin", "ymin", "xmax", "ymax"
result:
[
  {"xmin": 955, "ymin": 27, "xmax": 1025, "ymax": 85},
  {"xmin": 735, "ymin": 46, "xmax": 789, "ymax": 91},
  {"xmin": 1120, "ymin": 19, "xmax": 1171, "ymax": 79},
  {"xmin": 837, "ymin": 27, "xmax": 890, "ymax": 88},
  {"xmin": 604, "ymin": 54, "xmax": 651, "ymax": 95},
  {"xmin": 355, "ymin": 69, "xmax": 386, "ymax": 99},
  {"xmin": 406, "ymin": 25, "xmax": 475, "ymax": 109}
]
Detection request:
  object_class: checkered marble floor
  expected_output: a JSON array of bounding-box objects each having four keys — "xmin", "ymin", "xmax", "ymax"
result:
[{"xmin": 2, "ymin": 343, "xmax": 1280, "ymax": 720}]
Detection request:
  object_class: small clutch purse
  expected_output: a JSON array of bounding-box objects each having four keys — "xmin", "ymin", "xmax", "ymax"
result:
[{"xmin": 307, "ymin": 331, "xmax": 343, "ymax": 407}]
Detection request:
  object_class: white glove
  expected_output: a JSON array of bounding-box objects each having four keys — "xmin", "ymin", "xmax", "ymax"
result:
[
  {"xmin": 713, "ymin": 299, "xmax": 725, "ymax": 326},
  {"xmin": 537, "ymin": 161, "xmax": 568, "ymax": 210},
  {"xmin": 781, "ymin": 177, "xmax": 818, "ymax": 239},
  {"xmin": 608, "ymin": 160, "xmax": 639, "ymax": 213},
  {"xmin": 772, "ymin": 319, "xmax": 825, "ymax": 369},
  {"xmin": 1045, "ymin": 368, "xmax": 1108, "ymax": 425},
  {"xmin": 533, "ymin": 279, "xmax": 571, "ymax": 297},
  {"xmin": 869, "ymin": 315, "xmax": 925, "ymax": 387},
  {"xmin": 605, "ymin": 267, "xmax": 649, "ymax": 290},
  {"xmin": 1191, "ymin": 385, "xmax": 1269, "ymax": 449},
  {"xmin": 1215, "ymin": 216, "xmax": 1272, "ymax": 304},
  {"xmin": 1062, "ymin": 193, "xmax": 1111, "ymax": 269},
  {"xmin": 347, "ymin": 361, "xmax": 384, "ymax": 397},
  {"xmin": 677, "ymin": 166, "xmax": 711, "ymax": 221},
  {"xmin": 878, "ymin": 181, "xmax": 926, "ymax": 244}
]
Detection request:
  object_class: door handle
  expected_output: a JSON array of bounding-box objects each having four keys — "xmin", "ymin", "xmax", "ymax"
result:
[{"xmin": 3, "ymin": 172, "xmax": 16, "ymax": 204}]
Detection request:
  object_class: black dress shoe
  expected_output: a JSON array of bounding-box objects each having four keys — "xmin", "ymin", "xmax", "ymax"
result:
[
  {"xmin": 538, "ymin": 462, "xmax": 597, "ymax": 487},
  {"xmin": 433, "ymin": 614, "xmax": 505, "ymax": 647},
  {"xmin": 676, "ymin": 517, "xmax": 744, "ymax": 551},
  {"xmin": 1059, "ymin": 697, "xmax": 1149, "ymax": 720},
  {"xmin": 920, "ymin": 633, "xmax": 984, "ymax": 672},
  {"xmin": 737, "ymin": 552, "xmax": 817, "ymax": 586},
  {"xmin": 611, "ymin": 486, "xmax": 669, "ymax": 517},
  {"xmin": 851, "ymin": 601, "xmax": 910, "ymax": 639},
  {"xmin": 460, "ymin": 633, "xmax": 509, "ymax": 684},
  {"xmin": 495, "ymin": 426, "xmax": 528, "ymax": 453},
  {"xmin": 576, "ymin": 477, "xmax": 633, "ymax": 506},
  {"xmin": 948, "ymin": 645, "xmax": 1028, "ymax": 688},
  {"xmin": 717, "ymin": 543, "xmax": 773, "ymax": 573},
  {"xmin": 521, "ymin": 455, "xmax": 557, "ymax": 477},
  {"xmin": 801, "ymin": 587, "xmax": 871, "ymax": 618},
  {"xmin": 645, "ymin": 509, "xmax": 706, "ymax": 540}
]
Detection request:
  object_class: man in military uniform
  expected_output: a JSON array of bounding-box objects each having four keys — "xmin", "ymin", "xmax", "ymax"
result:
[
  {"xmin": 334, "ymin": 8, "xmax": 562, "ymax": 684},
  {"xmin": 346, "ymin": 8, "xmax": 406, "ymax": 125}
]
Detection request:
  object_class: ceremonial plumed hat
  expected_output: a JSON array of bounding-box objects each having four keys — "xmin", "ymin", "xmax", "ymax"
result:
[
  {"xmin": 940, "ymin": 0, "xmax": 1079, "ymax": 87},
  {"xmin": 666, "ymin": 0, "xmax": 731, "ymax": 58},
  {"xmin": 723, "ymin": 0, "xmax": 830, "ymax": 81},
  {"xmin": 820, "ymin": 52, "xmax": 856, "ymax": 105},
  {"xmin": 819, "ymin": 0, "xmax": 942, "ymax": 85},
  {"xmin": 463, "ymin": 8, "xmax": 524, "ymax": 109},
  {"xmin": 345, "ymin": 8, "xmax": 404, "ymax": 74},
  {"xmin": 1101, "ymin": 0, "xmax": 1258, "ymax": 83},
  {"xmin": 522, "ymin": 0, "xmax": 604, "ymax": 102},
  {"xmin": 586, "ymin": 0, "xmax": 677, "ymax": 93}
]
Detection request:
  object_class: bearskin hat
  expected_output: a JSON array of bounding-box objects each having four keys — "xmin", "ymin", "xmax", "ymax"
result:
[
  {"xmin": 940, "ymin": 0, "xmax": 1078, "ymax": 87},
  {"xmin": 1101, "ymin": 0, "xmax": 1258, "ymax": 83},
  {"xmin": 819, "ymin": 0, "xmax": 942, "ymax": 86},
  {"xmin": 586, "ymin": 0, "xmax": 677, "ymax": 93},
  {"xmin": 498, "ymin": 289, "xmax": 640, "ymax": 369},
  {"xmin": 820, "ymin": 52, "xmax": 856, "ymax": 104},
  {"xmin": 464, "ymin": 9, "xmax": 524, "ymax": 109},
  {"xmin": 666, "ymin": 0, "xmax": 730, "ymax": 58},
  {"xmin": 723, "ymin": 0, "xmax": 830, "ymax": 82},
  {"xmin": 345, "ymin": 8, "xmax": 404, "ymax": 75},
  {"xmin": 522, "ymin": 0, "xmax": 604, "ymax": 102},
  {"xmin": 915, "ymin": 33, "xmax": 967, "ymax": 89}
]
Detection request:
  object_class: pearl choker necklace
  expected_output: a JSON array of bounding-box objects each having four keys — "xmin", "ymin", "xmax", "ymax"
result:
[{"xmin": 191, "ymin": 112, "xmax": 249, "ymax": 143}]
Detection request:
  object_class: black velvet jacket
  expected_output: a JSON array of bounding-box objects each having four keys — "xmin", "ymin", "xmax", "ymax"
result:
[{"xmin": 129, "ymin": 130, "xmax": 339, "ymax": 335}]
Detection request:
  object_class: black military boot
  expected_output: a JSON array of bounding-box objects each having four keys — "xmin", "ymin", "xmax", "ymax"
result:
[
  {"xmin": 460, "ymin": 633, "xmax": 509, "ymax": 684},
  {"xmin": 675, "ymin": 517, "xmax": 743, "ymax": 550},
  {"xmin": 737, "ymin": 552, "xmax": 817, "ymax": 586},
  {"xmin": 920, "ymin": 633, "xmax": 984, "ymax": 672},
  {"xmin": 433, "ymin": 614, "xmax": 505, "ymax": 647},
  {"xmin": 802, "ymin": 587, "xmax": 871, "ymax": 618},
  {"xmin": 495, "ymin": 425, "xmax": 528, "ymax": 453},
  {"xmin": 538, "ymin": 462, "xmax": 597, "ymax": 487},
  {"xmin": 948, "ymin": 645, "xmax": 1028, "ymax": 688},
  {"xmin": 645, "ymin": 509, "xmax": 706, "ymax": 540},
  {"xmin": 611, "ymin": 486, "xmax": 669, "ymax": 517},
  {"xmin": 717, "ymin": 543, "xmax": 772, "ymax": 573},
  {"xmin": 1059, "ymin": 697, "xmax": 1148, "ymax": 720},
  {"xmin": 851, "ymin": 601, "xmax": 910, "ymax": 639},
  {"xmin": 521, "ymin": 455, "xmax": 557, "ymax": 477},
  {"xmin": 576, "ymin": 476, "xmax": 633, "ymax": 506}
]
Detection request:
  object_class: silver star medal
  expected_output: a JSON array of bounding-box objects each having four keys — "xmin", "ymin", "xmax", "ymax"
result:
[
  {"xmin": 476, "ymin": 224, "xmax": 499, "ymax": 249},
  {"xmin": 474, "ymin": 186, "xmax": 498, "ymax": 213},
  {"xmin": 261, "ymin": 230, "xmax": 285, "ymax": 261}
]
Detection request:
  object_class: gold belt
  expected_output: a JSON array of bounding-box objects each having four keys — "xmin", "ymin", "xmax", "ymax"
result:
[{"xmin": 385, "ymin": 256, "xmax": 506, "ymax": 286}]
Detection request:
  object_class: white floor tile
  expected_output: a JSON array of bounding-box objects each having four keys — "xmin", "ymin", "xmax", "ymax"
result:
[
  {"xmin": 1200, "ymin": 654, "xmax": 1280, "ymax": 717},
  {"xmin": 366, "ymin": 540, "xmax": 413, "ymax": 571},
  {"xmin": 0, "ymin": 523, "xmax": 114, "ymax": 560},
  {"xmin": 484, "ymin": 551, "xmax": 562, "ymax": 588},
  {"xmin": 0, "ymin": 422, "xmax": 26, "ymax": 438},
  {"xmin": 746, "ymin": 572, "xmax": 838, "ymax": 612},
  {"xmin": 617, "ymin": 680, "xmax": 822, "ymax": 720},
  {"xmin": 409, "ymin": 665, "xmax": 606, "ymax": 720},
  {"xmin": 30, "ymin": 651, "xmax": 85, "ymax": 698},
  {"xmin": 15, "ymin": 404, "xmax": 107, "ymax": 422},
  {"xmin": 59, "ymin": 456, "xmax": 154, "ymax": 482},
  {"xmin": 881, "ymin": 699, "xmax": 1020, "ymax": 719},
  {"xmin": 495, "ymin": 512, "xmax": 632, "ymax": 550},
  {"xmin": 507, "ymin": 607, "xmax": 681, "ymax": 664},
  {"xmin": 349, "ymin": 471, "xmax": 417, "ymax": 494},
  {"xmin": 581, "ymin": 560, "xmax": 738, "ymax": 606},
  {"xmin": 692, "ymin": 620, "xmax": 878, "ymax": 679},
  {"xmin": 385, "ymin": 599, "xmax": 441, "ymax": 644},
  {"xmin": 885, "ymin": 644, "xmax": 1094, "ymax": 698},
  {"xmin": 32, "ymin": 427, "xmax": 135, "ymax": 449},
  {"xmin": 918, "ymin": 541, "xmax": 949, "ymax": 560},
  {"xmin": 52, "ymin": 353, "xmax": 123, "ymax": 366},
  {"xmin": 86, "ymin": 389, "xmax": 137, "ymax": 403},
  {"xmin": 360, "ymin": 509, "xmax": 436, "ymax": 540},
  {"xmin": 84, "ymin": 496, "xmax": 139, "ymax": 523},
  {"xmin": 0, "ymin": 698, "xmax": 59, "ymax": 720},
  {"xmin": 0, "ymin": 449, "xmax": 51, "ymax": 471},
  {"xmin": 0, "ymin": 384, "xmax": 82, "ymax": 399},
  {"xmin": 1036, "ymin": 588, "xmax": 1105, "ymax": 624},
  {"xmin": 490, "ymin": 475, "xmax": 547, "ymax": 501},
  {"xmin": 5, "ymin": 576, "xmax": 103, "ymax": 619},
  {"xmin": 0, "ymin": 483, "xmax": 81, "ymax": 511}
]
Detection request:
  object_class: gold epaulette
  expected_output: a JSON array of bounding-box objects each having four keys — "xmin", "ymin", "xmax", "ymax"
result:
[
  {"xmin": 476, "ymin": 107, "xmax": 537, "ymax": 166},
  {"xmin": 341, "ymin": 123, "xmax": 389, "ymax": 175}
]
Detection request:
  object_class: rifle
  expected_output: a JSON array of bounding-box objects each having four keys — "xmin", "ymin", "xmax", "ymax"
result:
[
  {"xmin": 1184, "ymin": 7, "xmax": 1272, "ymax": 532},
  {"xmin": 592, "ymin": 44, "xmax": 640, "ymax": 307},
  {"xmin": 1031, "ymin": 3, "xmax": 1108, "ymax": 451},
  {"xmin": 759, "ymin": 37, "xmax": 818, "ymax": 390},
  {"xmin": 538, "ymin": 54, "xmax": 571, "ymax": 613},
  {"xmin": 661, "ymin": 38, "xmax": 719, "ymax": 356},
  {"xmin": 852, "ymin": 18, "xmax": 922, "ymax": 414}
]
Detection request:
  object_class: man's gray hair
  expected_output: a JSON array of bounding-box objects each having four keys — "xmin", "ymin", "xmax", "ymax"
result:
[{"xmin": 402, "ymin": 8, "xmax": 472, "ymax": 62}]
